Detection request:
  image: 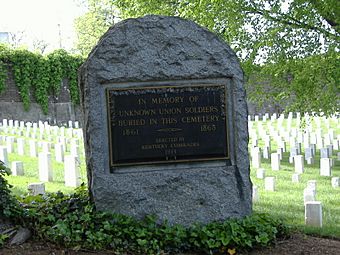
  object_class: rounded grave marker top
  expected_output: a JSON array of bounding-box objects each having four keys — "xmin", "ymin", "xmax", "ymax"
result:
[
  {"xmin": 83, "ymin": 15, "xmax": 243, "ymax": 84},
  {"xmin": 80, "ymin": 15, "xmax": 251, "ymax": 225}
]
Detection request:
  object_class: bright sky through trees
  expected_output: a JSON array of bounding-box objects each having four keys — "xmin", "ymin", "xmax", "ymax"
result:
[{"xmin": 0, "ymin": 0, "xmax": 85, "ymax": 52}]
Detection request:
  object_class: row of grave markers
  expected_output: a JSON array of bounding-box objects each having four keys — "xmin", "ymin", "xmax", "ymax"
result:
[
  {"xmin": 0, "ymin": 119, "xmax": 84, "ymax": 188},
  {"xmin": 249, "ymin": 112, "xmax": 339, "ymax": 228},
  {"xmin": 2, "ymin": 119, "xmax": 80, "ymax": 129},
  {"xmin": 0, "ymin": 114, "xmax": 338, "ymax": 226},
  {"xmin": 0, "ymin": 136, "xmax": 82, "ymax": 160}
]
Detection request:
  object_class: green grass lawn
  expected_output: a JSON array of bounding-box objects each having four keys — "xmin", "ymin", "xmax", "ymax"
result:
[
  {"xmin": 1, "ymin": 130, "xmax": 87, "ymax": 195},
  {"xmin": 1, "ymin": 115, "xmax": 340, "ymax": 239},
  {"xmin": 250, "ymin": 115, "xmax": 340, "ymax": 238},
  {"xmin": 251, "ymin": 155, "xmax": 340, "ymax": 238}
]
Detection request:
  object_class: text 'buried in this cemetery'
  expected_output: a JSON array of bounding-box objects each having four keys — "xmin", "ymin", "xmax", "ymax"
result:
[{"xmin": 107, "ymin": 85, "xmax": 229, "ymax": 167}]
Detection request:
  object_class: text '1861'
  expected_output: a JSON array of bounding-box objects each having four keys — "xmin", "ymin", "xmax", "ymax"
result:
[{"xmin": 106, "ymin": 84, "xmax": 229, "ymax": 167}]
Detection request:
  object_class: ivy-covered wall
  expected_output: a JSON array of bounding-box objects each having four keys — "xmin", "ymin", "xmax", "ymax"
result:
[
  {"xmin": 0, "ymin": 70, "xmax": 82, "ymax": 124},
  {"xmin": 0, "ymin": 44, "xmax": 282, "ymax": 124},
  {"xmin": 0, "ymin": 45, "xmax": 84, "ymax": 124}
]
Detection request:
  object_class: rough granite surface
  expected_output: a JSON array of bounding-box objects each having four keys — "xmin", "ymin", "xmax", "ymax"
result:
[{"xmin": 79, "ymin": 15, "xmax": 252, "ymax": 226}]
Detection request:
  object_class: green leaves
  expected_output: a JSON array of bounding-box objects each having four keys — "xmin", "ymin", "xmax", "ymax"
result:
[
  {"xmin": 0, "ymin": 45, "xmax": 84, "ymax": 113},
  {"xmin": 1, "ymin": 176, "xmax": 289, "ymax": 253},
  {"xmin": 0, "ymin": 45, "xmax": 7, "ymax": 93},
  {"xmin": 24, "ymin": 195, "xmax": 288, "ymax": 253},
  {"xmin": 0, "ymin": 160, "xmax": 23, "ymax": 220},
  {"xmin": 0, "ymin": 234, "xmax": 9, "ymax": 248},
  {"xmin": 246, "ymin": 48, "xmax": 339, "ymax": 115},
  {"xmin": 74, "ymin": 0, "xmax": 117, "ymax": 56},
  {"xmin": 87, "ymin": 0, "xmax": 338, "ymax": 116}
]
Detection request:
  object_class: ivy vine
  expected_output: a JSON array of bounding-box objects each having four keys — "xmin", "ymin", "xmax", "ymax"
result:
[
  {"xmin": 0, "ymin": 44, "xmax": 84, "ymax": 114},
  {"xmin": 0, "ymin": 61, "xmax": 6, "ymax": 94},
  {"xmin": 0, "ymin": 44, "xmax": 9, "ymax": 94}
]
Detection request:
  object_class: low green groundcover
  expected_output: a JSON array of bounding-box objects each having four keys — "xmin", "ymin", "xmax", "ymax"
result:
[{"xmin": 1, "ymin": 161, "xmax": 289, "ymax": 254}]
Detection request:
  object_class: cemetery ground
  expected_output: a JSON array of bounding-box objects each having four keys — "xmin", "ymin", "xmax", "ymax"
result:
[
  {"xmin": 2, "ymin": 232, "xmax": 340, "ymax": 254},
  {"xmin": 1, "ymin": 115, "xmax": 340, "ymax": 254}
]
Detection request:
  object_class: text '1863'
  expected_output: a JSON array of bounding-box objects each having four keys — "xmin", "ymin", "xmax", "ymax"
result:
[{"xmin": 106, "ymin": 84, "xmax": 229, "ymax": 166}]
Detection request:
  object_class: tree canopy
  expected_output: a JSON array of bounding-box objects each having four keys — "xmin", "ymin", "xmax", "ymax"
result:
[
  {"xmin": 74, "ymin": 0, "xmax": 117, "ymax": 56},
  {"xmin": 74, "ymin": 0, "xmax": 339, "ymax": 115}
]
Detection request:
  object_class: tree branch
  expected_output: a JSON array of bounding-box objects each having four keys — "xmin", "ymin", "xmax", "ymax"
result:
[{"xmin": 246, "ymin": 7, "xmax": 339, "ymax": 41}]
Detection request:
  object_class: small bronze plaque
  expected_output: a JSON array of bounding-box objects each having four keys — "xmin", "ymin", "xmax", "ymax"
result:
[{"xmin": 106, "ymin": 84, "xmax": 229, "ymax": 167}]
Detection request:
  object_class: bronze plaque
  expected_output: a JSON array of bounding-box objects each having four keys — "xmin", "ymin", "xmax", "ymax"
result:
[{"xmin": 106, "ymin": 84, "xmax": 229, "ymax": 167}]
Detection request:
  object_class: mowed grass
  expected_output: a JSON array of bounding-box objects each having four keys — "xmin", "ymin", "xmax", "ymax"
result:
[
  {"xmin": 1, "ymin": 115, "xmax": 340, "ymax": 239},
  {"xmin": 1, "ymin": 130, "xmax": 87, "ymax": 195},
  {"xmin": 250, "ymin": 116, "xmax": 340, "ymax": 238},
  {"xmin": 251, "ymin": 156, "xmax": 340, "ymax": 238}
]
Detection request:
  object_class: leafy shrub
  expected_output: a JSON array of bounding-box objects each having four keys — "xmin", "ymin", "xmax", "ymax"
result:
[
  {"xmin": 1, "ymin": 167, "xmax": 289, "ymax": 253},
  {"xmin": 0, "ymin": 160, "xmax": 23, "ymax": 248},
  {"xmin": 19, "ymin": 185, "xmax": 289, "ymax": 254},
  {"xmin": 0, "ymin": 160, "xmax": 22, "ymax": 219},
  {"xmin": 0, "ymin": 234, "xmax": 8, "ymax": 248}
]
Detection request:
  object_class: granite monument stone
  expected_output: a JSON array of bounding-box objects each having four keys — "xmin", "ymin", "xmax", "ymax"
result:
[{"xmin": 79, "ymin": 15, "xmax": 251, "ymax": 225}]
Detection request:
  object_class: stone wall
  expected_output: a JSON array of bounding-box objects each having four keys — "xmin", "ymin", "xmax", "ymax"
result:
[
  {"xmin": 247, "ymin": 101, "xmax": 284, "ymax": 118},
  {"xmin": 0, "ymin": 65, "xmax": 82, "ymax": 125},
  {"xmin": 0, "ymin": 54, "xmax": 280, "ymax": 125}
]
